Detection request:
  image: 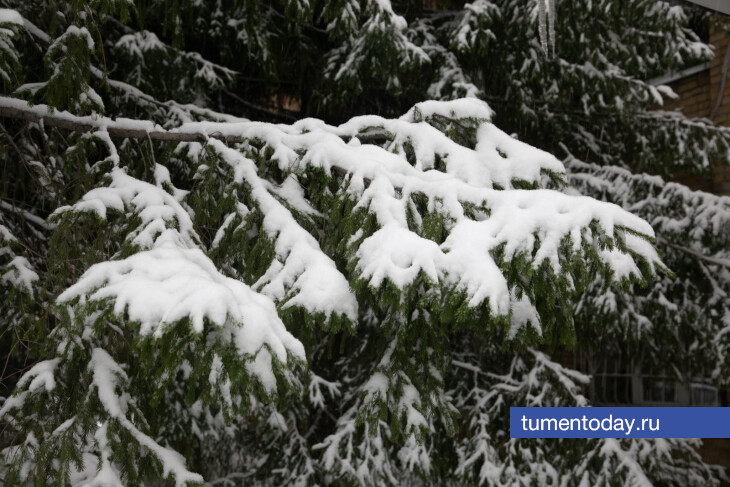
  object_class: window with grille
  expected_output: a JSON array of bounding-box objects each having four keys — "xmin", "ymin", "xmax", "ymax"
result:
[
  {"xmin": 642, "ymin": 378, "xmax": 676, "ymax": 404},
  {"xmin": 691, "ymin": 383, "xmax": 719, "ymax": 406},
  {"xmin": 592, "ymin": 357, "xmax": 633, "ymax": 405}
]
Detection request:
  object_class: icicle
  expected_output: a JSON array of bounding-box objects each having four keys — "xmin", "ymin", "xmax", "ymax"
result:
[
  {"xmin": 537, "ymin": 0, "xmax": 556, "ymax": 57},
  {"xmin": 538, "ymin": 0, "xmax": 548, "ymax": 55},
  {"xmin": 548, "ymin": 0, "xmax": 556, "ymax": 57}
]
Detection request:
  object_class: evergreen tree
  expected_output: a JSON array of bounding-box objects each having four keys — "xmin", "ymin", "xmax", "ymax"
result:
[{"xmin": 0, "ymin": 0, "xmax": 728, "ymax": 486}]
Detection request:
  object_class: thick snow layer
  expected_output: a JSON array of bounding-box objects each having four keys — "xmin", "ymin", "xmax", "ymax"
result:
[
  {"xmin": 400, "ymin": 98, "xmax": 493, "ymax": 122},
  {"xmin": 58, "ymin": 230, "xmax": 305, "ymax": 368},
  {"xmin": 15, "ymin": 358, "xmax": 59, "ymax": 393},
  {"xmin": 0, "ymin": 222, "xmax": 15, "ymax": 242},
  {"xmin": 2, "ymin": 256, "xmax": 39, "ymax": 295},
  {"xmin": 210, "ymin": 139, "xmax": 358, "ymax": 321},
  {"xmin": 355, "ymin": 184, "xmax": 658, "ymax": 320},
  {"xmin": 0, "ymin": 95, "xmax": 162, "ymax": 133},
  {"xmin": 0, "ymin": 359, "xmax": 59, "ymax": 417},
  {"xmin": 179, "ymin": 106, "xmax": 561, "ymax": 191},
  {"xmin": 0, "ymin": 8, "xmax": 23, "ymax": 25},
  {"xmin": 68, "ymin": 426, "xmax": 125, "ymax": 487},
  {"xmin": 32, "ymin": 95, "xmax": 663, "ymax": 344},
  {"xmin": 54, "ymin": 158, "xmax": 307, "ymax": 390},
  {"xmin": 49, "ymin": 25, "xmax": 94, "ymax": 52},
  {"xmin": 54, "ymin": 166, "xmax": 197, "ymax": 249}
]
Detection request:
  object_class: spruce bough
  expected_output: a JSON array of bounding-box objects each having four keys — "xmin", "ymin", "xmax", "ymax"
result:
[{"xmin": 0, "ymin": 1, "xmax": 727, "ymax": 486}]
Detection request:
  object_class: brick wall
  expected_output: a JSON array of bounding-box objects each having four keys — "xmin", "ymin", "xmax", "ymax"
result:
[
  {"xmin": 710, "ymin": 20, "xmax": 730, "ymax": 126},
  {"xmin": 709, "ymin": 19, "xmax": 730, "ymax": 195},
  {"xmin": 664, "ymin": 68, "xmax": 712, "ymax": 119},
  {"xmin": 698, "ymin": 438, "xmax": 730, "ymax": 475},
  {"xmin": 664, "ymin": 16, "xmax": 730, "ymax": 195},
  {"xmin": 663, "ymin": 68, "xmax": 715, "ymax": 191}
]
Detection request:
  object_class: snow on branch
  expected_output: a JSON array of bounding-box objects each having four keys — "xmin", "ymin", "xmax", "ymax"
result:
[
  {"xmin": 207, "ymin": 138, "xmax": 358, "ymax": 322},
  {"xmin": 52, "ymin": 166, "xmax": 197, "ymax": 249},
  {"xmin": 0, "ymin": 95, "xmax": 666, "ymax": 339},
  {"xmin": 452, "ymin": 348, "xmax": 588, "ymax": 485},
  {"xmin": 53, "ymin": 165, "xmax": 307, "ymax": 392},
  {"xmin": 59, "ymin": 230, "xmax": 305, "ymax": 370},
  {"xmin": 0, "ymin": 204, "xmax": 39, "ymax": 296},
  {"xmin": 0, "ymin": 8, "xmax": 24, "ymax": 86},
  {"xmin": 566, "ymin": 156, "xmax": 730, "ymax": 264},
  {"xmin": 567, "ymin": 155, "xmax": 730, "ymax": 381},
  {"xmin": 88, "ymin": 348, "xmax": 203, "ymax": 486},
  {"xmin": 115, "ymin": 30, "xmax": 237, "ymax": 90}
]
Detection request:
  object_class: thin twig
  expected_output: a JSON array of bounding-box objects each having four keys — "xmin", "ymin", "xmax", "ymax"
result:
[
  {"xmin": 146, "ymin": 132, "xmax": 157, "ymax": 167},
  {"xmin": 658, "ymin": 237, "xmax": 730, "ymax": 269},
  {"xmin": 85, "ymin": 5, "xmax": 108, "ymax": 75}
]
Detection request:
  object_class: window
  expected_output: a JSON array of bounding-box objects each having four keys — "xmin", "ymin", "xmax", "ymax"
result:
[
  {"xmin": 592, "ymin": 357, "xmax": 633, "ymax": 405},
  {"xmin": 642, "ymin": 378, "xmax": 676, "ymax": 404},
  {"xmin": 595, "ymin": 374, "xmax": 633, "ymax": 404},
  {"xmin": 574, "ymin": 347, "xmax": 717, "ymax": 406},
  {"xmin": 691, "ymin": 384, "xmax": 718, "ymax": 406}
]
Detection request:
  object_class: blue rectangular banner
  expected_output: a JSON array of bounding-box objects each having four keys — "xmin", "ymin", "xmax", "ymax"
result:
[{"xmin": 510, "ymin": 407, "xmax": 730, "ymax": 438}]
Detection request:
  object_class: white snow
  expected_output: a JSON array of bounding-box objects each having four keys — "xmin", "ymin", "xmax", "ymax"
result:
[
  {"xmin": 115, "ymin": 30, "xmax": 167, "ymax": 57},
  {"xmin": 89, "ymin": 348, "xmax": 203, "ymax": 486},
  {"xmin": 16, "ymin": 358, "xmax": 60, "ymax": 393},
  {"xmin": 2, "ymin": 255, "xmax": 39, "ymax": 295},
  {"xmin": 211, "ymin": 202, "xmax": 250, "ymax": 249},
  {"xmin": 54, "ymin": 166, "xmax": 197, "ymax": 249},
  {"xmin": 210, "ymin": 139, "xmax": 358, "ymax": 321},
  {"xmin": 49, "ymin": 25, "xmax": 95, "ymax": 52},
  {"xmin": 29, "ymin": 94, "xmax": 664, "ymax": 344},
  {"xmin": 59, "ymin": 230, "xmax": 305, "ymax": 370},
  {"xmin": 0, "ymin": 359, "xmax": 59, "ymax": 417},
  {"xmin": 0, "ymin": 9, "xmax": 23, "ymax": 26},
  {"xmin": 308, "ymin": 373, "xmax": 341, "ymax": 409},
  {"xmin": 400, "ymin": 98, "xmax": 493, "ymax": 122}
]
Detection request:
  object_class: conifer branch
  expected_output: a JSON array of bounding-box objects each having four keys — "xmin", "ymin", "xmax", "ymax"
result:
[
  {"xmin": 0, "ymin": 97, "xmax": 210, "ymax": 142},
  {"xmin": 658, "ymin": 238, "xmax": 730, "ymax": 269},
  {"xmin": 0, "ymin": 96, "xmax": 386, "ymax": 151}
]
